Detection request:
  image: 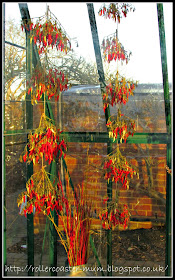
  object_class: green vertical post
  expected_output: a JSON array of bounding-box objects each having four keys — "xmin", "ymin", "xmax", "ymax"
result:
[
  {"xmin": 107, "ymin": 140, "xmax": 113, "ymax": 276},
  {"xmin": 3, "ymin": 2, "xmax": 7, "ymax": 276},
  {"xmin": 165, "ymin": 142, "xmax": 171, "ymax": 276},
  {"xmin": 49, "ymin": 161, "xmax": 58, "ymax": 276},
  {"xmin": 157, "ymin": 3, "xmax": 171, "ymax": 135},
  {"xmin": 157, "ymin": 3, "xmax": 172, "ymax": 276},
  {"xmin": 19, "ymin": 4, "xmax": 34, "ymax": 276},
  {"xmin": 19, "ymin": 4, "xmax": 58, "ymax": 275},
  {"xmin": 87, "ymin": 3, "xmax": 112, "ymax": 275},
  {"xmin": 26, "ymin": 24, "xmax": 34, "ymax": 279}
]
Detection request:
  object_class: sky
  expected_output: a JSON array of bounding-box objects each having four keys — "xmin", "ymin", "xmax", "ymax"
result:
[{"xmin": 4, "ymin": 2, "xmax": 172, "ymax": 84}]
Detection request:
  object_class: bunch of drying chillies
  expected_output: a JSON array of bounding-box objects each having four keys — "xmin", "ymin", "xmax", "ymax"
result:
[
  {"xmin": 101, "ymin": 36, "xmax": 131, "ymax": 64},
  {"xmin": 27, "ymin": 66, "xmax": 69, "ymax": 104},
  {"xmin": 21, "ymin": 17, "xmax": 71, "ymax": 54},
  {"xmin": 17, "ymin": 168, "xmax": 63, "ymax": 217},
  {"xmin": 103, "ymin": 71, "xmax": 138, "ymax": 112},
  {"xmin": 20, "ymin": 114, "xmax": 67, "ymax": 165},
  {"xmin": 103, "ymin": 145, "xmax": 139, "ymax": 189},
  {"xmin": 98, "ymin": 3, "xmax": 135, "ymax": 23},
  {"xmin": 99, "ymin": 200, "xmax": 129, "ymax": 230},
  {"xmin": 106, "ymin": 109, "xmax": 136, "ymax": 143}
]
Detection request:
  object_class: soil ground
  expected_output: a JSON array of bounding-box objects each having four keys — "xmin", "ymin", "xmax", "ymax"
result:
[
  {"xmin": 112, "ymin": 225, "xmax": 166, "ymax": 262},
  {"xmin": 7, "ymin": 225, "xmax": 166, "ymax": 263}
]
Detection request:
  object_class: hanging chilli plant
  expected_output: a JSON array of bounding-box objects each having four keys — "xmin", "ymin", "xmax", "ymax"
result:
[
  {"xmin": 99, "ymin": 201, "xmax": 129, "ymax": 230},
  {"xmin": 98, "ymin": 3, "xmax": 135, "ymax": 23},
  {"xmin": 106, "ymin": 109, "xmax": 136, "ymax": 143},
  {"xmin": 103, "ymin": 145, "xmax": 139, "ymax": 189},
  {"xmin": 27, "ymin": 65, "xmax": 69, "ymax": 105},
  {"xmin": 101, "ymin": 34, "xmax": 132, "ymax": 64},
  {"xmin": 17, "ymin": 168, "xmax": 63, "ymax": 217},
  {"xmin": 103, "ymin": 71, "xmax": 138, "ymax": 112},
  {"xmin": 20, "ymin": 113, "xmax": 67, "ymax": 165},
  {"xmin": 21, "ymin": 8, "xmax": 71, "ymax": 54}
]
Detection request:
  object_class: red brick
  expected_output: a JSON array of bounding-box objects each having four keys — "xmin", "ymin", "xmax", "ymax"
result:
[
  {"xmin": 118, "ymin": 197, "xmax": 135, "ymax": 204},
  {"xmin": 137, "ymin": 197, "xmax": 157, "ymax": 205},
  {"xmin": 119, "ymin": 190, "xmax": 133, "ymax": 197},
  {"xmin": 130, "ymin": 210, "xmax": 147, "ymax": 216},
  {"xmin": 134, "ymin": 204, "xmax": 151, "ymax": 211}
]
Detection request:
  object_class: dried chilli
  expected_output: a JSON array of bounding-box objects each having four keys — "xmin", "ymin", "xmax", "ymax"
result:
[
  {"xmin": 17, "ymin": 168, "xmax": 63, "ymax": 217},
  {"xmin": 21, "ymin": 16, "xmax": 71, "ymax": 54},
  {"xmin": 20, "ymin": 114, "xmax": 67, "ymax": 165},
  {"xmin": 101, "ymin": 35, "xmax": 131, "ymax": 64},
  {"xmin": 99, "ymin": 202, "xmax": 129, "ymax": 230},
  {"xmin": 27, "ymin": 66, "xmax": 69, "ymax": 104},
  {"xmin": 103, "ymin": 71, "xmax": 138, "ymax": 111},
  {"xmin": 103, "ymin": 145, "xmax": 139, "ymax": 189},
  {"xmin": 107, "ymin": 109, "xmax": 136, "ymax": 143}
]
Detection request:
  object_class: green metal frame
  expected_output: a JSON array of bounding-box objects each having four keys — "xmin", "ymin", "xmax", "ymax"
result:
[
  {"xmin": 3, "ymin": 2, "xmax": 171, "ymax": 277},
  {"xmin": 19, "ymin": 3, "xmax": 58, "ymax": 276},
  {"xmin": 3, "ymin": 3, "xmax": 7, "ymax": 277},
  {"xmin": 19, "ymin": 3, "xmax": 34, "ymax": 276},
  {"xmin": 157, "ymin": 4, "xmax": 172, "ymax": 276},
  {"xmin": 4, "ymin": 131, "xmax": 171, "ymax": 144},
  {"xmin": 86, "ymin": 4, "xmax": 113, "ymax": 274}
]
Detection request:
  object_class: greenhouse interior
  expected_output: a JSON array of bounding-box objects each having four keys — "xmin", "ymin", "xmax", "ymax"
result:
[{"xmin": 3, "ymin": 2, "xmax": 172, "ymax": 277}]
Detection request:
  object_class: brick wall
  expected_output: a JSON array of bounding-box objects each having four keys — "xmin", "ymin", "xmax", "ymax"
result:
[{"xmin": 33, "ymin": 141, "xmax": 167, "ymax": 233}]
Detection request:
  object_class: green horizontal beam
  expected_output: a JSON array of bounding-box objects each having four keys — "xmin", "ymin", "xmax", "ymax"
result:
[
  {"xmin": 62, "ymin": 132, "xmax": 171, "ymax": 145},
  {"xmin": 4, "ymin": 129, "xmax": 31, "ymax": 136},
  {"xmin": 4, "ymin": 130, "xmax": 171, "ymax": 145}
]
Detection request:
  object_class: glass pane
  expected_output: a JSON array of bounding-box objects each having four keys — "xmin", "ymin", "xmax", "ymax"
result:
[{"xmin": 5, "ymin": 137, "xmax": 28, "ymax": 276}]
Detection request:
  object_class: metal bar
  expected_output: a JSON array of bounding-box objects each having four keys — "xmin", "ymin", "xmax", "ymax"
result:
[
  {"xmin": 38, "ymin": 217, "xmax": 49, "ymax": 276},
  {"xmin": 5, "ymin": 40, "xmax": 26, "ymax": 50},
  {"xmin": 165, "ymin": 142, "xmax": 172, "ymax": 276},
  {"xmin": 19, "ymin": 3, "xmax": 34, "ymax": 276},
  {"xmin": 49, "ymin": 161, "xmax": 57, "ymax": 276},
  {"xmin": 62, "ymin": 156, "xmax": 75, "ymax": 194},
  {"xmin": 157, "ymin": 3, "xmax": 171, "ymax": 135},
  {"xmin": 3, "ymin": 2, "xmax": 7, "ymax": 276},
  {"xmin": 4, "ymin": 129, "xmax": 31, "ymax": 135},
  {"xmin": 26, "ymin": 28, "xmax": 35, "ymax": 279},
  {"xmin": 86, "ymin": 3, "xmax": 111, "ymax": 123},
  {"xmin": 18, "ymin": 4, "xmax": 58, "ymax": 275},
  {"xmin": 3, "ymin": 129, "xmax": 171, "ymax": 144},
  {"xmin": 61, "ymin": 132, "xmax": 171, "ymax": 144},
  {"xmin": 86, "ymin": 3, "xmax": 112, "ymax": 275},
  {"xmin": 89, "ymin": 236, "xmax": 105, "ymax": 276},
  {"xmin": 157, "ymin": 4, "xmax": 172, "ymax": 276}
]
